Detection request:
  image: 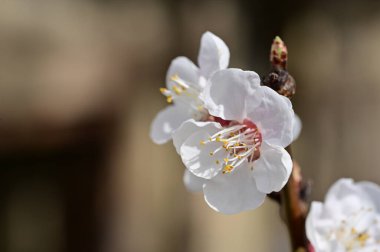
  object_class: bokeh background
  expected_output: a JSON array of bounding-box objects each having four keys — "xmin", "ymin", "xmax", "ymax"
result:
[{"xmin": 1, "ymin": 0, "xmax": 380, "ymax": 251}]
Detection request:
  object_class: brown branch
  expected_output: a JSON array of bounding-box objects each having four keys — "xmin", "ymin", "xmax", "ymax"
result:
[
  {"xmin": 282, "ymin": 155, "xmax": 308, "ymax": 251},
  {"xmin": 263, "ymin": 36, "xmax": 310, "ymax": 251}
]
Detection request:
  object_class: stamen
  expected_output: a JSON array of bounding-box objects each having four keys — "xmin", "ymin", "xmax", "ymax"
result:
[
  {"xmin": 160, "ymin": 87, "xmax": 168, "ymax": 94},
  {"xmin": 171, "ymin": 74, "xmax": 191, "ymax": 90},
  {"xmin": 332, "ymin": 207, "xmax": 378, "ymax": 250},
  {"xmin": 357, "ymin": 233, "xmax": 369, "ymax": 246},
  {"xmin": 159, "ymin": 74, "xmax": 207, "ymax": 118},
  {"xmin": 172, "ymin": 85, "xmax": 182, "ymax": 95},
  {"xmin": 205, "ymin": 120, "xmax": 263, "ymax": 175},
  {"xmin": 222, "ymin": 165, "xmax": 234, "ymax": 174},
  {"xmin": 167, "ymin": 96, "xmax": 173, "ymax": 103}
]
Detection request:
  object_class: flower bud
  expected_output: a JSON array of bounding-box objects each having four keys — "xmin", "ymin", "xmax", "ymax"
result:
[
  {"xmin": 261, "ymin": 69, "xmax": 296, "ymax": 99},
  {"xmin": 270, "ymin": 36, "xmax": 288, "ymax": 70}
]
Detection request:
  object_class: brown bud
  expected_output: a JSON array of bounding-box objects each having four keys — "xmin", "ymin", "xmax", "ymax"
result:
[{"xmin": 261, "ymin": 69, "xmax": 296, "ymax": 99}]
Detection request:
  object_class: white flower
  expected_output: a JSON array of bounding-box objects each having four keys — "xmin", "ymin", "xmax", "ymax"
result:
[
  {"xmin": 150, "ymin": 31, "xmax": 230, "ymax": 144},
  {"xmin": 306, "ymin": 178, "xmax": 380, "ymax": 252},
  {"xmin": 173, "ymin": 68, "xmax": 295, "ymax": 214},
  {"xmin": 293, "ymin": 113, "xmax": 302, "ymax": 141}
]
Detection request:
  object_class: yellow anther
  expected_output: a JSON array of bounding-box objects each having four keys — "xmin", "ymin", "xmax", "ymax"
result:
[
  {"xmin": 222, "ymin": 165, "xmax": 234, "ymax": 174},
  {"xmin": 223, "ymin": 158, "xmax": 229, "ymax": 163},
  {"xmin": 216, "ymin": 137, "xmax": 227, "ymax": 144},
  {"xmin": 170, "ymin": 74, "xmax": 179, "ymax": 81},
  {"xmin": 166, "ymin": 96, "xmax": 173, "ymax": 103},
  {"xmin": 209, "ymin": 152, "xmax": 214, "ymax": 156},
  {"xmin": 200, "ymin": 140, "xmax": 206, "ymax": 146},
  {"xmin": 216, "ymin": 160, "xmax": 220, "ymax": 165},
  {"xmin": 159, "ymin": 87, "xmax": 168, "ymax": 94},
  {"xmin": 223, "ymin": 143, "xmax": 230, "ymax": 150},
  {"xmin": 358, "ymin": 233, "xmax": 370, "ymax": 246},
  {"xmin": 172, "ymin": 85, "xmax": 182, "ymax": 95}
]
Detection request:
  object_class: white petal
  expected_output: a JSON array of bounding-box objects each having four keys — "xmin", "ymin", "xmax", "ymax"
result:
[
  {"xmin": 325, "ymin": 178, "xmax": 375, "ymax": 217},
  {"xmin": 247, "ymin": 86, "xmax": 294, "ymax": 148},
  {"xmin": 183, "ymin": 169, "xmax": 207, "ymax": 192},
  {"xmin": 179, "ymin": 123, "xmax": 225, "ymax": 179},
  {"xmin": 150, "ymin": 105, "xmax": 191, "ymax": 144},
  {"xmin": 203, "ymin": 68, "xmax": 261, "ymax": 121},
  {"xmin": 357, "ymin": 181, "xmax": 380, "ymax": 211},
  {"xmin": 306, "ymin": 202, "xmax": 332, "ymax": 252},
  {"xmin": 172, "ymin": 119, "xmax": 222, "ymax": 154},
  {"xmin": 306, "ymin": 202, "xmax": 321, "ymax": 252},
  {"xmin": 198, "ymin": 31, "xmax": 230, "ymax": 78},
  {"xmin": 166, "ymin": 56, "xmax": 202, "ymax": 90},
  {"xmin": 252, "ymin": 141, "xmax": 292, "ymax": 193},
  {"xmin": 361, "ymin": 245, "xmax": 380, "ymax": 252},
  {"xmin": 203, "ymin": 165, "xmax": 266, "ymax": 214},
  {"xmin": 292, "ymin": 113, "xmax": 302, "ymax": 142}
]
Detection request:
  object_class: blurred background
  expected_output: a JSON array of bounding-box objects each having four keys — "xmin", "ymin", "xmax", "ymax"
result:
[{"xmin": 1, "ymin": 0, "xmax": 380, "ymax": 251}]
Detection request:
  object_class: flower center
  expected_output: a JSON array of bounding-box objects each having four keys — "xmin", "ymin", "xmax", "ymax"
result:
[
  {"xmin": 160, "ymin": 74, "xmax": 207, "ymax": 120},
  {"xmin": 201, "ymin": 119, "xmax": 262, "ymax": 174},
  {"xmin": 328, "ymin": 207, "xmax": 380, "ymax": 250}
]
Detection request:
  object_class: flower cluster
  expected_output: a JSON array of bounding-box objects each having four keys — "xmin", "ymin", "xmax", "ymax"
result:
[
  {"xmin": 151, "ymin": 32, "xmax": 300, "ymax": 214},
  {"xmin": 306, "ymin": 179, "xmax": 380, "ymax": 252}
]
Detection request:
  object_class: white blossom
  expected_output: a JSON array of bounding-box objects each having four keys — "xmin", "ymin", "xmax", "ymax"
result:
[
  {"xmin": 173, "ymin": 68, "xmax": 295, "ymax": 214},
  {"xmin": 306, "ymin": 178, "xmax": 380, "ymax": 252},
  {"xmin": 150, "ymin": 32, "xmax": 230, "ymax": 144}
]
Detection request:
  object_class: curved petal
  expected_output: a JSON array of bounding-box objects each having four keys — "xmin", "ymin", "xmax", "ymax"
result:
[
  {"xmin": 150, "ymin": 105, "xmax": 191, "ymax": 144},
  {"xmin": 362, "ymin": 245, "xmax": 380, "ymax": 252},
  {"xmin": 198, "ymin": 31, "xmax": 230, "ymax": 78},
  {"xmin": 203, "ymin": 68, "xmax": 261, "ymax": 121},
  {"xmin": 179, "ymin": 123, "xmax": 225, "ymax": 179},
  {"xmin": 183, "ymin": 169, "xmax": 207, "ymax": 192},
  {"xmin": 252, "ymin": 141, "xmax": 292, "ymax": 193},
  {"xmin": 173, "ymin": 119, "xmax": 222, "ymax": 154},
  {"xmin": 203, "ymin": 165, "xmax": 266, "ymax": 214},
  {"xmin": 307, "ymin": 179, "xmax": 380, "ymax": 251},
  {"xmin": 247, "ymin": 86, "xmax": 294, "ymax": 148},
  {"xmin": 357, "ymin": 181, "xmax": 380, "ymax": 211},
  {"xmin": 305, "ymin": 202, "xmax": 321, "ymax": 252},
  {"xmin": 325, "ymin": 179, "xmax": 375, "ymax": 217},
  {"xmin": 306, "ymin": 202, "xmax": 332, "ymax": 252},
  {"xmin": 166, "ymin": 56, "xmax": 202, "ymax": 90},
  {"xmin": 292, "ymin": 113, "xmax": 302, "ymax": 142}
]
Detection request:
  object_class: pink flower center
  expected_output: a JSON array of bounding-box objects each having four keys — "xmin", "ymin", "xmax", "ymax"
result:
[{"xmin": 204, "ymin": 117, "xmax": 263, "ymax": 174}]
